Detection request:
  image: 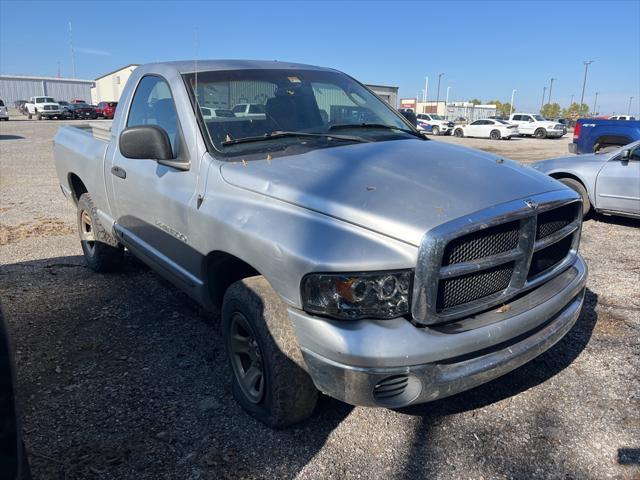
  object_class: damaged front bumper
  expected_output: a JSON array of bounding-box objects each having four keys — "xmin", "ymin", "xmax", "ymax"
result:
[{"xmin": 289, "ymin": 255, "xmax": 587, "ymax": 408}]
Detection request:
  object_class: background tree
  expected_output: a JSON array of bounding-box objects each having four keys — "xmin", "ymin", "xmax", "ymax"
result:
[
  {"xmin": 469, "ymin": 98, "xmax": 482, "ymax": 106},
  {"xmin": 487, "ymin": 99, "xmax": 514, "ymax": 117},
  {"xmin": 562, "ymin": 102, "xmax": 590, "ymax": 118},
  {"xmin": 540, "ymin": 103, "xmax": 561, "ymax": 118}
]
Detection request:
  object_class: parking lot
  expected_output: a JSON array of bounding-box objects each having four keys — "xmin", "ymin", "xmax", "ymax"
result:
[{"xmin": 1, "ymin": 117, "xmax": 639, "ymax": 479}]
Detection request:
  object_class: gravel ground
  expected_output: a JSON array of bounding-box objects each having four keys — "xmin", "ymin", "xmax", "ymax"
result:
[{"xmin": 1, "ymin": 119, "xmax": 639, "ymax": 480}]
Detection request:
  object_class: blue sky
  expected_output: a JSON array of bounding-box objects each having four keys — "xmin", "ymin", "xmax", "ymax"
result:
[{"xmin": 1, "ymin": 0, "xmax": 638, "ymax": 114}]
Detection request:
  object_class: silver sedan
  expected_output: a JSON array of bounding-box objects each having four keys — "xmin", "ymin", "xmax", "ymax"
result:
[{"xmin": 531, "ymin": 140, "xmax": 640, "ymax": 218}]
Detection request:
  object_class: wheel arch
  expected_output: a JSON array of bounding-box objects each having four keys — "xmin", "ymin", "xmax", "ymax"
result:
[
  {"xmin": 593, "ymin": 135, "xmax": 631, "ymax": 152},
  {"xmin": 67, "ymin": 173, "xmax": 88, "ymax": 205},
  {"xmin": 548, "ymin": 171, "xmax": 593, "ymax": 205},
  {"xmin": 203, "ymin": 250, "xmax": 261, "ymax": 309}
]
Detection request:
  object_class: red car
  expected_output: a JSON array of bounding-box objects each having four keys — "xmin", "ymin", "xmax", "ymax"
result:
[{"xmin": 96, "ymin": 101, "xmax": 118, "ymax": 119}]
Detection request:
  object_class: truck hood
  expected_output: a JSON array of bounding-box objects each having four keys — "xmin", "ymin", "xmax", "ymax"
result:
[{"xmin": 220, "ymin": 139, "xmax": 563, "ymax": 246}]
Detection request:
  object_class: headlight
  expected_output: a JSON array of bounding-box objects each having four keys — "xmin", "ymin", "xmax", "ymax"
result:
[{"xmin": 301, "ymin": 271, "xmax": 412, "ymax": 320}]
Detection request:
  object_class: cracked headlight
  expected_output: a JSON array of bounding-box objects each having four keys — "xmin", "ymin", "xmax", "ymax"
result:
[{"xmin": 301, "ymin": 271, "xmax": 412, "ymax": 320}]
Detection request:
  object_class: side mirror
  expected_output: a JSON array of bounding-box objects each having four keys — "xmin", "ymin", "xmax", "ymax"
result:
[
  {"xmin": 528, "ymin": 118, "xmax": 534, "ymax": 122},
  {"xmin": 119, "ymin": 125, "xmax": 174, "ymax": 161},
  {"xmin": 621, "ymin": 149, "xmax": 631, "ymax": 161}
]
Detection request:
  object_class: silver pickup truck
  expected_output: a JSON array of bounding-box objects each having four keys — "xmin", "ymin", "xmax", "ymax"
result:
[{"xmin": 54, "ymin": 60, "xmax": 587, "ymax": 428}]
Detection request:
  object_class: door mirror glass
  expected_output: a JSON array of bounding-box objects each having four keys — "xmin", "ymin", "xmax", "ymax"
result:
[
  {"xmin": 621, "ymin": 149, "xmax": 630, "ymax": 161},
  {"xmin": 119, "ymin": 125, "xmax": 174, "ymax": 160}
]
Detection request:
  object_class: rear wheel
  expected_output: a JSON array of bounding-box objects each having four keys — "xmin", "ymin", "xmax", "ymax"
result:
[
  {"xmin": 558, "ymin": 178, "xmax": 590, "ymax": 216},
  {"xmin": 77, "ymin": 193, "xmax": 124, "ymax": 271},
  {"xmin": 490, "ymin": 129, "xmax": 501, "ymax": 140},
  {"xmin": 222, "ymin": 276, "xmax": 318, "ymax": 428},
  {"xmin": 534, "ymin": 128, "xmax": 547, "ymax": 139},
  {"xmin": 431, "ymin": 126, "xmax": 440, "ymax": 136},
  {"xmin": 454, "ymin": 128, "xmax": 464, "ymax": 137}
]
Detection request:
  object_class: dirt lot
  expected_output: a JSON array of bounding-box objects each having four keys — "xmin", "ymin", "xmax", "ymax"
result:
[{"xmin": 1, "ymin": 118, "xmax": 639, "ymax": 479}]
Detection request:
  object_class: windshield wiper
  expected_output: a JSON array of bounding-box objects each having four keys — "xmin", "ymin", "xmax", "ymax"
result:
[
  {"xmin": 221, "ymin": 130, "xmax": 368, "ymax": 146},
  {"xmin": 329, "ymin": 123, "xmax": 426, "ymax": 139}
]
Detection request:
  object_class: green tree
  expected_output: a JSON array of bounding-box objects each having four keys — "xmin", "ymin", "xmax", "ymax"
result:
[
  {"xmin": 540, "ymin": 103, "xmax": 561, "ymax": 118},
  {"xmin": 499, "ymin": 102, "xmax": 514, "ymax": 117},
  {"xmin": 561, "ymin": 102, "xmax": 590, "ymax": 118},
  {"xmin": 469, "ymin": 98, "xmax": 482, "ymax": 106}
]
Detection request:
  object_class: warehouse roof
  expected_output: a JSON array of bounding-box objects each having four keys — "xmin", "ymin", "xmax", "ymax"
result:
[
  {"xmin": 94, "ymin": 64, "xmax": 140, "ymax": 81},
  {"xmin": 0, "ymin": 74, "xmax": 94, "ymax": 83}
]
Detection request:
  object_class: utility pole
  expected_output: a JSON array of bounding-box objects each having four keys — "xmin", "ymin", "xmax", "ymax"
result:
[
  {"xmin": 629, "ymin": 96, "xmax": 634, "ymax": 115},
  {"xmin": 445, "ymin": 86, "xmax": 451, "ymax": 120},
  {"xmin": 570, "ymin": 94, "xmax": 574, "ymax": 106},
  {"xmin": 593, "ymin": 92, "xmax": 599, "ymax": 115},
  {"xmin": 57, "ymin": 62, "xmax": 61, "ymax": 78},
  {"xmin": 510, "ymin": 89, "xmax": 516, "ymax": 117},
  {"xmin": 580, "ymin": 60, "xmax": 594, "ymax": 113},
  {"xmin": 548, "ymin": 78, "xmax": 555, "ymax": 104},
  {"xmin": 68, "ymin": 21, "xmax": 76, "ymax": 78},
  {"xmin": 435, "ymin": 73, "xmax": 444, "ymax": 113},
  {"xmin": 541, "ymin": 86, "xmax": 547, "ymax": 110}
]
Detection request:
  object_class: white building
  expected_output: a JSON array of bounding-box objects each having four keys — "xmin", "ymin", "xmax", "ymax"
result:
[
  {"xmin": 91, "ymin": 64, "xmax": 139, "ymax": 104},
  {"xmin": 0, "ymin": 75, "xmax": 94, "ymax": 105}
]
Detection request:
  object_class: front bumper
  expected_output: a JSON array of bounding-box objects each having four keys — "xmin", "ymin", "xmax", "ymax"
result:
[
  {"xmin": 547, "ymin": 130, "xmax": 565, "ymax": 137},
  {"xmin": 40, "ymin": 111, "xmax": 61, "ymax": 117},
  {"xmin": 291, "ymin": 255, "xmax": 587, "ymax": 408}
]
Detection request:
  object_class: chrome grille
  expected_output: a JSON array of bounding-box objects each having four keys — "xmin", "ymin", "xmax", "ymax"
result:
[{"xmin": 412, "ymin": 191, "xmax": 582, "ymax": 325}]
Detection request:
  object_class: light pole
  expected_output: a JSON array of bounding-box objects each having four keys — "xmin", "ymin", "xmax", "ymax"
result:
[
  {"xmin": 445, "ymin": 86, "xmax": 451, "ymax": 120},
  {"xmin": 570, "ymin": 94, "xmax": 574, "ymax": 106},
  {"xmin": 435, "ymin": 73, "xmax": 444, "ymax": 113},
  {"xmin": 580, "ymin": 60, "xmax": 594, "ymax": 113},
  {"xmin": 629, "ymin": 96, "xmax": 634, "ymax": 115},
  {"xmin": 541, "ymin": 86, "xmax": 547, "ymax": 111},
  {"xmin": 510, "ymin": 89, "xmax": 516, "ymax": 116},
  {"xmin": 548, "ymin": 78, "xmax": 555, "ymax": 104},
  {"xmin": 593, "ymin": 92, "xmax": 599, "ymax": 115},
  {"xmin": 423, "ymin": 76, "xmax": 428, "ymax": 103}
]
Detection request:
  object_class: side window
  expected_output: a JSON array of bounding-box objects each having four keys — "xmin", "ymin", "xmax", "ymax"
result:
[
  {"xmin": 471, "ymin": 120, "xmax": 482, "ymax": 125},
  {"xmin": 512, "ymin": 115, "xmax": 521, "ymax": 121},
  {"xmin": 630, "ymin": 146, "xmax": 640, "ymax": 161},
  {"xmin": 526, "ymin": 116, "xmax": 534, "ymax": 122},
  {"xmin": 127, "ymin": 75, "xmax": 178, "ymax": 152}
]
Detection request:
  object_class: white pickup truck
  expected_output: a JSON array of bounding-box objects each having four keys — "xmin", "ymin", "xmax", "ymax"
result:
[
  {"xmin": 509, "ymin": 113, "xmax": 565, "ymax": 139},
  {"xmin": 24, "ymin": 96, "xmax": 62, "ymax": 120}
]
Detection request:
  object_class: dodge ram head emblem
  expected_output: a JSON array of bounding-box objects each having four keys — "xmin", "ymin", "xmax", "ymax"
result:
[{"xmin": 524, "ymin": 199, "xmax": 539, "ymax": 210}]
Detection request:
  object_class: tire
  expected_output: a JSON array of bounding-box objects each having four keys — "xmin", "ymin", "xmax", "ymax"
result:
[
  {"xmin": 222, "ymin": 276, "xmax": 318, "ymax": 428},
  {"xmin": 558, "ymin": 178, "xmax": 590, "ymax": 217},
  {"xmin": 454, "ymin": 128, "xmax": 464, "ymax": 138},
  {"xmin": 431, "ymin": 126, "xmax": 440, "ymax": 136},
  {"xmin": 36, "ymin": 111, "xmax": 42, "ymax": 121},
  {"xmin": 27, "ymin": 111, "xmax": 32, "ymax": 120},
  {"xmin": 77, "ymin": 193, "xmax": 124, "ymax": 272},
  {"xmin": 490, "ymin": 129, "xmax": 501, "ymax": 140},
  {"xmin": 534, "ymin": 128, "xmax": 547, "ymax": 139}
]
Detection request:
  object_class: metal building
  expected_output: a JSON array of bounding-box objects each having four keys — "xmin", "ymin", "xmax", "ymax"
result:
[
  {"xmin": 365, "ymin": 84, "xmax": 399, "ymax": 107},
  {"xmin": 0, "ymin": 75, "xmax": 95, "ymax": 105},
  {"xmin": 91, "ymin": 64, "xmax": 140, "ymax": 104}
]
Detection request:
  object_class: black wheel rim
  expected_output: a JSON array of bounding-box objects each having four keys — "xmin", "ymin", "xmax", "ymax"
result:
[{"xmin": 228, "ymin": 312, "xmax": 265, "ymax": 404}]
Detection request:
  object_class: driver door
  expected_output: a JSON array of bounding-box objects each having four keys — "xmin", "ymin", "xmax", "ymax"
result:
[
  {"xmin": 109, "ymin": 75, "xmax": 204, "ymax": 291},
  {"xmin": 595, "ymin": 145, "xmax": 640, "ymax": 215}
]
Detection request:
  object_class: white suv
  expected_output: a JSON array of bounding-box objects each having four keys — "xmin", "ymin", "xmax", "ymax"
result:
[
  {"xmin": 415, "ymin": 113, "xmax": 454, "ymax": 135},
  {"xmin": 508, "ymin": 113, "xmax": 565, "ymax": 139}
]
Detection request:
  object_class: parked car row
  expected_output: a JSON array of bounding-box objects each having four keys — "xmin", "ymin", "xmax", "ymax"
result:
[{"xmin": 11, "ymin": 97, "xmax": 118, "ymax": 120}]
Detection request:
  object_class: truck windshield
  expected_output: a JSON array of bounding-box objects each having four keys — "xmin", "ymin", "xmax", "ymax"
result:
[
  {"xmin": 36, "ymin": 97, "xmax": 55, "ymax": 103},
  {"xmin": 183, "ymin": 69, "xmax": 417, "ymax": 156}
]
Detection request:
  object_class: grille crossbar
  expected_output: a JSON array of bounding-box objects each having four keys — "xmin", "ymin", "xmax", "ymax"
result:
[{"xmin": 412, "ymin": 191, "xmax": 582, "ymax": 325}]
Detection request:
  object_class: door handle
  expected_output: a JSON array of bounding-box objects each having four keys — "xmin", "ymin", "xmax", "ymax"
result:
[{"xmin": 111, "ymin": 166, "xmax": 127, "ymax": 179}]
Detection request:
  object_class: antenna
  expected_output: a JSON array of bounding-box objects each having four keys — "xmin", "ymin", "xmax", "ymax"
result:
[{"xmin": 68, "ymin": 22, "xmax": 76, "ymax": 78}]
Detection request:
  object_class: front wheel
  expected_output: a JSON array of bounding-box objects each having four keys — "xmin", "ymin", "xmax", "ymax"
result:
[
  {"xmin": 77, "ymin": 193, "xmax": 124, "ymax": 271},
  {"xmin": 454, "ymin": 128, "xmax": 464, "ymax": 137},
  {"xmin": 490, "ymin": 129, "xmax": 501, "ymax": 140},
  {"xmin": 222, "ymin": 276, "xmax": 318, "ymax": 428},
  {"xmin": 27, "ymin": 111, "xmax": 32, "ymax": 119},
  {"xmin": 534, "ymin": 128, "xmax": 547, "ymax": 139},
  {"xmin": 431, "ymin": 126, "xmax": 440, "ymax": 136},
  {"xmin": 558, "ymin": 178, "xmax": 591, "ymax": 217}
]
